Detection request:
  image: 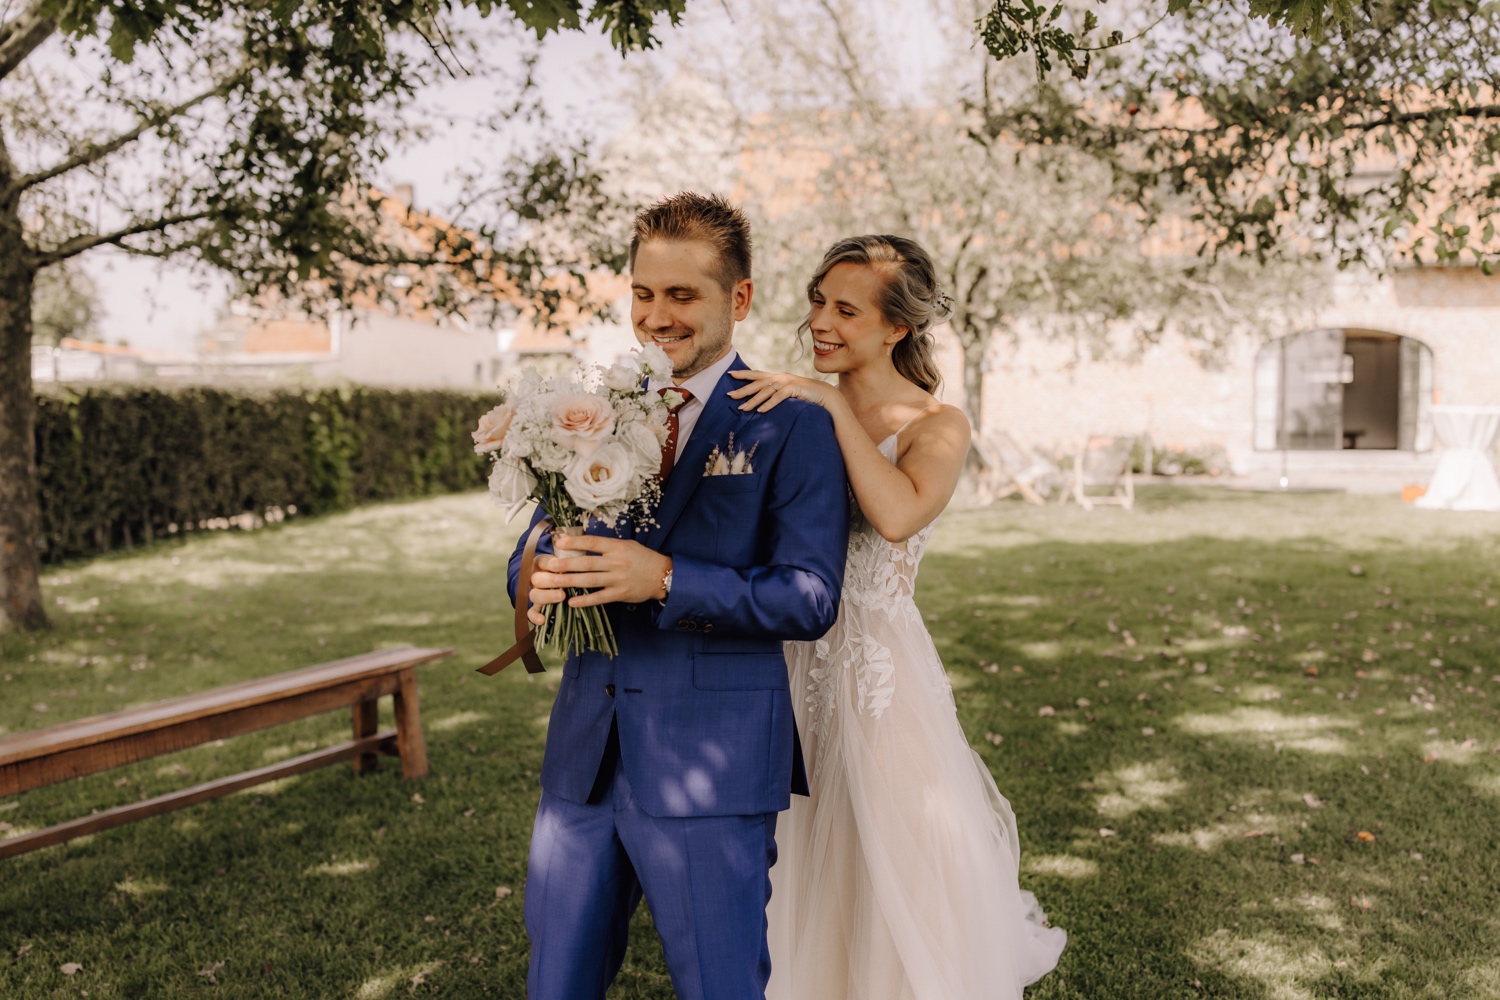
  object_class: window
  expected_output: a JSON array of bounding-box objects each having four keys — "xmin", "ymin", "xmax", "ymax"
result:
[{"xmin": 1254, "ymin": 329, "xmax": 1433, "ymax": 451}]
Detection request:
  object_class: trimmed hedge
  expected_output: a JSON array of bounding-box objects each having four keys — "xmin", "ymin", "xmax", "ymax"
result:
[{"xmin": 34, "ymin": 386, "xmax": 498, "ymax": 562}]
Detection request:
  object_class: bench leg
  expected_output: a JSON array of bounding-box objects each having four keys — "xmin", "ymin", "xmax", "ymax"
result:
[
  {"xmin": 352, "ymin": 699, "xmax": 380, "ymax": 775},
  {"xmin": 393, "ymin": 667, "xmax": 429, "ymax": 780}
]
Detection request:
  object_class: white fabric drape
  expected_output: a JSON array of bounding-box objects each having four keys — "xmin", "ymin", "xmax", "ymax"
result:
[{"xmin": 1416, "ymin": 405, "xmax": 1500, "ymax": 512}]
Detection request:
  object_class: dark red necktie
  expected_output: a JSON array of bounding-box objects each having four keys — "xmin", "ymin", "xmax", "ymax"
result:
[{"xmin": 658, "ymin": 387, "xmax": 693, "ymax": 480}]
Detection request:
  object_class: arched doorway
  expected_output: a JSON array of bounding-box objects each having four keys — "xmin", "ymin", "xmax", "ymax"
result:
[{"xmin": 1253, "ymin": 329, "xmax": 1433, "ymax": 451}]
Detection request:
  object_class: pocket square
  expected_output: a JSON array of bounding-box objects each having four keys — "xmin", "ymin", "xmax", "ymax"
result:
[{"xmin": 704, "ymin": 434, "xmax": 758, "ymax": 476}]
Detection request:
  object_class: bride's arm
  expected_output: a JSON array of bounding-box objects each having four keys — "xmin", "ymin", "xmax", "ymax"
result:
[{"xmin": 729, "ymin": 371, "xmax": 971, "ymax": 543}]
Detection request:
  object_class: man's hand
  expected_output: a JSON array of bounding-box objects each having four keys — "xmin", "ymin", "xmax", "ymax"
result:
[{"xmin": 526, "ymin": 535, "xmax": 673, "ymax": 625}]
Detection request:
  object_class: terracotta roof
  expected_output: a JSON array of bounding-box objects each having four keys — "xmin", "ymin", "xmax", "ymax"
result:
[
  {"xmin": 240, "ymin": 319, "xmax": 333, "ymax": 355},
  {"xmin": 58, "ymin": 338, "xmax": 146, "ymax": 357}
]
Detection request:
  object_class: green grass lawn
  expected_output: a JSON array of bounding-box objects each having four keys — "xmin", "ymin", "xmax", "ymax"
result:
[{"xmin": 3, "ymin": 487, "xmax": 1500, "ymax": 999}]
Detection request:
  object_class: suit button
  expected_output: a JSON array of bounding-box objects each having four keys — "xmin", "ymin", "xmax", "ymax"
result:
[
  {"xmin": 703, "ymin": 623, "xmax": 714, "ymax": 633},
  {"xmin": 605, "ymin": 684, "xmax": 616, "ymax": 697},
  {"xmin": 677, "ymin": 620, "xmax": 690, "ymax": 629}
]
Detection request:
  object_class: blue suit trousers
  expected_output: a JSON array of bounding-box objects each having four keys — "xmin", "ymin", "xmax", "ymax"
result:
[{"xmin": 525, "ymin": 745, "xmax": 780, "ymax": 1000}]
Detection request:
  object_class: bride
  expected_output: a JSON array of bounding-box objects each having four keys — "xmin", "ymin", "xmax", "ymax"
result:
[{"xmin": 729, "ymin": 235, "xmax": 1066, "ymax": 999}]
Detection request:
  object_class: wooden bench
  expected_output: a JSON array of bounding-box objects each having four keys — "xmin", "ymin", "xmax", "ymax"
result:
[{"xmin": 0, "ymin": 646, "xmax": 450, "ymax": 860}]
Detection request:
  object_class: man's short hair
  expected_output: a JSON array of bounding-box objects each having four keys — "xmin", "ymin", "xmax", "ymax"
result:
[{"xmin": 628, "ymin": 192, "xmax": 752, "ymax": 292}]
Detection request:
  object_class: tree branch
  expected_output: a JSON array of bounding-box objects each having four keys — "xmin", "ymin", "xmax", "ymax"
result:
[
  {"xmin": 0, "ymin": 0, "xmax": 59, "ymax": 81},
  {"xmin": 8, "ymin": 76, "xmax": 242, "ymax": 198},
  {"xmin": 32, "ymin": 211, "xmax": 212, "ymax": 267}
]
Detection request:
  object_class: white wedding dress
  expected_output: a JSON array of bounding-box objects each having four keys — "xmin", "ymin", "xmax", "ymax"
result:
[{"xmin": 767, "ymin": 431, "xmax": 1066, "ymax": 1000}]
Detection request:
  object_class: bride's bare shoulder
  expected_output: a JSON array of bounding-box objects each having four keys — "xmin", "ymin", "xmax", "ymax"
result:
[{"xmin": 902, "ymin": 402, "xmax": 971, "ymax": 446}]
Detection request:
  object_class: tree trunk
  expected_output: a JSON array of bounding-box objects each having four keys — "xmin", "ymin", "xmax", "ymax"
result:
[
  {"xmin": 0, "ymin": 198, "xmax": 48, "ymax": 630},
  {"xmin": 960, "ymin": 329, "xmax": 986, "ymax": 434}
]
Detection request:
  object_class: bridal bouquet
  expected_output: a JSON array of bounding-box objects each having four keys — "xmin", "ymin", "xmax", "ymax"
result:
[{"xmin": 472, "ymin": 343, "xmax": 674, "ymax": 658}]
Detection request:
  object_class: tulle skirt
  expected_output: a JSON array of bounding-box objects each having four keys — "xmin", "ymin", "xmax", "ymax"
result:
[{"xmin": 766, "ymin": 599, "xmax": 1065, "ymax": 1000}]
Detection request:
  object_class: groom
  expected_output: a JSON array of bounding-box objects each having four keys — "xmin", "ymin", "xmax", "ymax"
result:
[{"xmin": 508, "ymin": 192, "xmax": 850, "ymax": 1000}]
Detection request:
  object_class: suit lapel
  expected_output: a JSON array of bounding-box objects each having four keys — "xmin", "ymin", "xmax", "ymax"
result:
[{"xmin": 641, "ymin": 356, "xmax": 749, "ymax": 548}]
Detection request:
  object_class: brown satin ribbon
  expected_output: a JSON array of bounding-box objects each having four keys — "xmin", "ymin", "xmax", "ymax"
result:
[{"xmin": 477, "ymin": 516, "xmax": 552, "ymax": 676}]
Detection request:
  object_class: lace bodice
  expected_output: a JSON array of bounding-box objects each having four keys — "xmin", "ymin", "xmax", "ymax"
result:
[
  {"xmin": 840, "ymin": 434, "xmax": 934, "ymax": 610},
  {"xmin": 801, "ymin": 433, "xmax": 943, "ymax": 730}
]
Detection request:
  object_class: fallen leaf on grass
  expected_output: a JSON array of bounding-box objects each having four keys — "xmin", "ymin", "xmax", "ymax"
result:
[
  {"xmin": 1302, "ymin": 793, "xmax": 1326, "ymax": 809},
  {"xmin": 198, "ymin": 960, "xmax": 227, "ymax": 984},
  {"xmin": 1351, "ymin": 896, "xmax": 1374, "ymax": 910},
  {"xmin": 1349, "ymin": 565, "xmax": 1365, "ymax": 577},
  {"xmin": 15, "ymin": 944, "xmax": 31, "ymax": 958},
  {"xmin": 411, "ymin": 794, "xmax": 426, "ymax": 805},
  {"xmin": 1243, "ymin": 830, "xmax": 1266, "ymax": 838},
  {"xmin": 1141, "ymin": 727, "xmax": 1156, "ymax": 736},
  {"xmin": 1290, "ymin": 853, "xmax": 1305, "ymax": 865},
  {"xmin": 495, "ymin": 886, "xmax": 513, "ymax": 899},
  {"xmin": 409, "ymin": 962, "xmax": 444, "ymax": 989},
  {"xmin": 984, "ymin": 732, "xmax": 1004, "ymax": 746},
  {"xmin": 462, "ymin": 808, "xmax": 476, "ymax": 818},
  {"xmin": 60, "ymin": 963, "xmax": 81, "ymax": 976},
  {"xmin": 982, "ymin": 663, "xmax": 1000, "ymax": 675},
  {"xmin": 1356, "ymin": 831, "xmax": 1376, "ymax": 842},
  {"xmin": 1099, "ymin": 828, "xmax": 1117, "ymax": 838},
  {"xmin": 1424, "ymin": 753, "xmax": 1440, "ymax": 763},
  {"xmin": 1037, "ymin": 706, "xmax": 1055, "ymax": 717},
  {"xmin": 1361, "ymin": 649, "xmax": 1380, "ymax": 663}
]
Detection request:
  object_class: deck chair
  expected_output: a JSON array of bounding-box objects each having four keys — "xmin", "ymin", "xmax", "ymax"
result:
[
  {"xmin": 1069, "ymin": 435, "xmax": 1135, "ymax": 511},
  {"xmin": 973, "ymin": 431, "xmax": 1057, "ymax": 505}
]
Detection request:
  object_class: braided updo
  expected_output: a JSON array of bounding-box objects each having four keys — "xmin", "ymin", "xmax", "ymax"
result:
[{"xmin": 798, "ymin": 234, "xmax": 953, "ymax": 393}]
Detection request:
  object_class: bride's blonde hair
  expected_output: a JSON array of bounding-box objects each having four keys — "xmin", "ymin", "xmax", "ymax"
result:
[{"xmin": 798, "ymin": 235, "xmax": 953, "ymax": 393}]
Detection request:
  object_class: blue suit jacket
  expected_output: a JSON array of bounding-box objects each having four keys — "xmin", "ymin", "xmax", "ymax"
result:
[{"xmin": 507, "ymin": 357, "xmax": 849, "ymax": 818}]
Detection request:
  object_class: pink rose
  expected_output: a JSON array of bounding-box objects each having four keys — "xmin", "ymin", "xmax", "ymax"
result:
[
  {"xmin": 472, "ymin": 402, "xmax": 517, "ymax": 455},
  {"xmin": 550, "ymin": 392, "xmax": 616, "ymax": 455}
]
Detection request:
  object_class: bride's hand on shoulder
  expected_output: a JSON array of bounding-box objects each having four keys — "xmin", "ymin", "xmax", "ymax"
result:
[{"xmin": 728, "ymin": 369, "xmax": 838, "ymax": 412}]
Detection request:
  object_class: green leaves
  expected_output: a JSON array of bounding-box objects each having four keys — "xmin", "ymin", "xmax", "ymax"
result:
[
  {"xmin": 505, "ymin": 0, "xmax": 584, "ymax": 37},
  {"xmin": 32, "ymin": 387, "xmax": 498, "ymax": 562},
  {"xmin": 979, "ymin": 0, "xmax": 1098, "ymax": 80},
  {"xmin": 979, "ymin": 0, "xmax": 1500, "ymax": 271}
]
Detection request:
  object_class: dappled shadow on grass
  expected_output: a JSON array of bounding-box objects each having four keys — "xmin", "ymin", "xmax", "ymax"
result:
[
  {"xmin": 921, "ymin": 524, "xmax": 1500, "ymax": 999},
  {"xmin": 3, "ymin": 490, "xmax": 1500, "ymax": 997}
]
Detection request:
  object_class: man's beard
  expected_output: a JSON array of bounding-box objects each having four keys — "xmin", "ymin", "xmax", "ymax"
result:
[{"xmin": 662, "ymin": 313, "xmax": 735, "ymax": 380}]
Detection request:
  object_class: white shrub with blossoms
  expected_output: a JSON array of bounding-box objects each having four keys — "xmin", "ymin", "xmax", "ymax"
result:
[{"xmin": 471, "ymin": 343, "xmax": 675, "ymax": 656}]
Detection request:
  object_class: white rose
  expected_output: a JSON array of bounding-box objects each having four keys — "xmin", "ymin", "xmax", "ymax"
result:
[
  {"xmin": 619, "ymin": 420, "xmax": 663, "ymax": 469},
  {"xmin": 636, "ymin": 343, "xmax": 673, "ymax": 380},
  {"xmin": 603, "ymin": 362, "xmax": 643, "ymax": 392},
  {"xmin": 563, "ymin": 442, "xmax": 637, "ymax": 511},
  {"xmin": 489, "ymin": 459, "xmax": 538, "ymax": 505}
]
